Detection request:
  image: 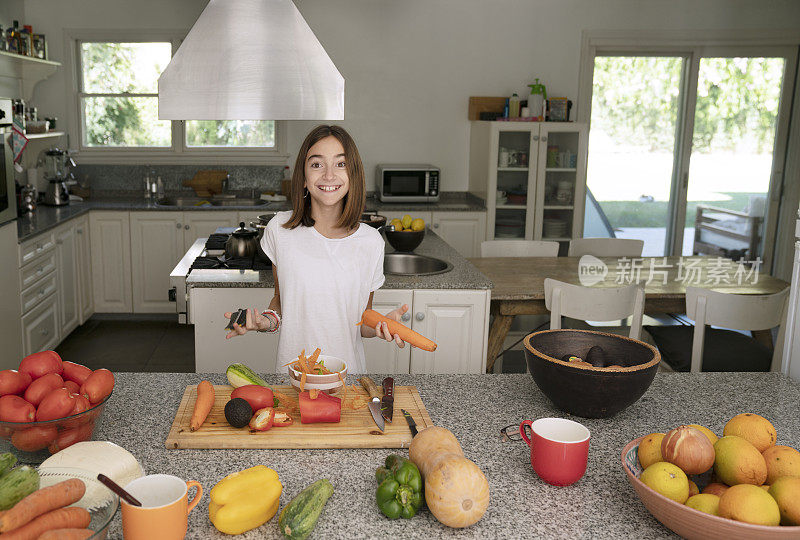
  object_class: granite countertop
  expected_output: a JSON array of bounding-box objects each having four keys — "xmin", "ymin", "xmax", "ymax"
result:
[
  {"xmin": 16, "ymin": 192, "xmax": 485, "ymax": 243},
  {"xmin": 186, "ymin": 228, "xmax": 493, "ymax": 290},
  {"xmin": 93, "ymin": 371, "xmax": 800, "ymax": 539}
]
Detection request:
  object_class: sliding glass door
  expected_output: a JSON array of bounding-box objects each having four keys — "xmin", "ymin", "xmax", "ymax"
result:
[{"xmin": 584, "ymin": 46, "xmax": 796, "ymax": 263}]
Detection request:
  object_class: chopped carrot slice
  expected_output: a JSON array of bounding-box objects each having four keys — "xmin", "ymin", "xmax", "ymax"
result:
[
  {"xmin": 299, "ymin": 372, "xmax": 307, "ymax": 393},
  {"xmin": 309, "ymin": 388, "xmax": 320, "ymax": 400}
]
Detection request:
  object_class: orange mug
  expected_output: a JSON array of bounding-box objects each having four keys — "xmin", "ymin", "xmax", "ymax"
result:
[{"xmin": 122, "ymin": 474, "xmax": 202, "ymax": 540}]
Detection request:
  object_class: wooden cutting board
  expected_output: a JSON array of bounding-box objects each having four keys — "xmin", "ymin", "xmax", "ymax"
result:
[{"xmin": 165, "ymin": 385, "xmax": 433, "ymax": 449}]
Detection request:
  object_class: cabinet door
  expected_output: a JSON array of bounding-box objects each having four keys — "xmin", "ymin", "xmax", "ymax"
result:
[
  {"xmin": 75, "ymin": 217, "xmax": 93, "ymax": 323},
  {"xmin": 362, "ymin": 289, "xmax": 413, "ymax": 373},
  {"xmin": 190, "ymin": 287, "xmax": 279, "ymax": 373},
  {"xmin": 21, "ymin": 293, "xmax": 59, "ymax": 357},
  {"xmin": 90, "ymin": 212, "xmax": 132, "ymax": 312},
  {"xmin": 410, "ymin": 290, "xmax": 489, "ymax": 374},
  {"xmin": 430, "ymin": 212, "xmax": 486, "ymax": 258},
  {"xmin": 130, "ymin": 212, "xmax": 185, "ymax": 313},
  {"xmin": 183, "ymin": 212, "xmax": 239, "ymax": 251},
  {"xmin": 55, "ymin": 223, "xmax": 79, "ymax": 337}
]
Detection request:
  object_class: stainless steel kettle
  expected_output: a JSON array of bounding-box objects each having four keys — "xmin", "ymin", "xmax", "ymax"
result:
[{"xmin": 225, "ymin": 222, "xmax": 259, "ymax": 259}]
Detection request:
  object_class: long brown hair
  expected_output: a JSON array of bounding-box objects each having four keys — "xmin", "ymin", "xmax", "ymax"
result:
[{"xmin": 284, "ymin": 125, "xmax": 365, "ymax": 230}]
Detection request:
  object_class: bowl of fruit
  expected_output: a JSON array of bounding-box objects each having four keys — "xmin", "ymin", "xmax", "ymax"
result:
[
  {"xmin": 0, "ymin": 351, "xmax": 115, "ymax": 463},
  {"xmin": 523, "ymin": 329, "xmax": 660, "ymax": 418},
  {"xmin": 623, "ymin": 416, "xmax": 800, "ymax": 539},
  {"xmin": 385, "ymin": 214, "xmax": 426, "ymax": 252}
]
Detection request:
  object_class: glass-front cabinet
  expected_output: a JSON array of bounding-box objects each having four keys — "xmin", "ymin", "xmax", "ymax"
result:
[{"xmin": 469, "ymin": 121, "xmax": 588, "ymax": 248}]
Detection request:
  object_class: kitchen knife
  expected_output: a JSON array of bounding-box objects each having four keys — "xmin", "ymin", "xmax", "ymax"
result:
[
  {"xmin": 358, "ymin": 377, "xmax": 385, "ymax": 432},
  {"xmin": 380, "ymin": 377, "xmax": 394, "ymax": 422},
  {"xmin": 401, "ymin": 409, "xmax": 418, "ymax": 438}
]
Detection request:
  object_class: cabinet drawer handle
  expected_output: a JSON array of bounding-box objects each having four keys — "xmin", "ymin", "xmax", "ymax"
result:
[
  {"xmin": 176, "ymin": 223, "xmax": 182, "ymax": 229},
  {"xmin": 185, "ymin": 225, "xmax": 190, "ymax": 230},
  {"xmin": 433, "ymin": 223, "xmax": 439, "ymax": 229},
  {"xmin": 415, "ymin": 312, "xmax": 425, "ymax": 321},
  {"xmin": 36, "ymin": 267, "xmax": 44, "ymax": 274},
  {"xmin": 401, "ymin": 313, "xmax": 411, "ymax": 322},
  {"xmin": 39, "ymin": 288, "xmax": 45, "ymax": 296},
  {"xmin": 77, "ymin": 229, "xmax": 83, "ymax": 234},
  {"xmin": 533, "ymin": 135, "xmax": 539, "ymax": 141},
  {"xmin": 41, "ymin": 328, "xmax": 49, "ymax": 336},
  {"xmin": 541, "ymin": 136, "xmax": 547, "ymax": 142}
]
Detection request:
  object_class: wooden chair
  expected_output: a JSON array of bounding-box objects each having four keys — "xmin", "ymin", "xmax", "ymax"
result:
[
  {"xmin": 480, "ymin": 240, "xmax": 559, "ymax": 258},
  {"xmin": 686, "ymin": 287, "xmax": 789, "ymax": 373},
  {"xmin": 544, "ymin": 278, "xmax": 645, "ymax": 339},
  {"xmin": 568, "ymin": 238, "xmax": 644, "ymax": 258}
]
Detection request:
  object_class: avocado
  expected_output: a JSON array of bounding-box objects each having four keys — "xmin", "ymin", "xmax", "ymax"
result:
[
  {"xmin": 585, "ymin": 345, "xmax": 608, "ymax": 367},
  {"xmin": 225, "ymin": 398, "xmax": 253, "ymax": 428}
]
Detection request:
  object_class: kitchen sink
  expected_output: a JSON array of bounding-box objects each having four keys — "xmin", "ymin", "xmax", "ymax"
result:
[
  {"xmin": 155, "ymin": 197, "xmax": 269, "ymax": 207},
  {"xmin": 384, "ymin": 253, "xmax": 453, "ymax": 276}
]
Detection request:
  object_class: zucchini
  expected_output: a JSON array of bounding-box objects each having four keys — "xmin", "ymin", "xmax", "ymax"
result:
[
  {"xmin": 226, "ymin": 363, "xmax": 270, "ymax": 388},
  {"xmin": 0, "ymin": 466, "xmax": 39, "ymax": 510},
  {"xmin": 278, "ymin": 479, "xmax": 334, "ymax": 540},
  {"xmin": 0, "ymin": 453, "xmax": 17, "ymax": 477}
]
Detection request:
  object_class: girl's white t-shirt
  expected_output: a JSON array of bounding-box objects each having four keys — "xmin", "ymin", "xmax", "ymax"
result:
[{"xmin": 261, "ymin": 211, "xmax": 385, "ymax": 374}]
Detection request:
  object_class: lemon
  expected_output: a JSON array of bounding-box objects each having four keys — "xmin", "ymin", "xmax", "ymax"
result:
[
  {"xmin": 390, "ymin": 218, "xmax": 404, "ymax": 231},
  {"xmin": 637, "ymin": 433, "xmax": 665, "ymax": 470},
  {"xmin": 718, "ymin": 484, "xmax": 780, "ymax": 526},
  {"xmin": 686, "ymin": 494, "xmax": 720, "ymax": 516},
  {"xmin": 640, "ymin": 462, "xmax": 690, "ymax": 503},
  {"xmin": 401, "ymin": 214, "xmax": 413, "ymax": 229},
  {"xmin": 411, "ymin": 218, "xmax": 425, "ymax": 232}
]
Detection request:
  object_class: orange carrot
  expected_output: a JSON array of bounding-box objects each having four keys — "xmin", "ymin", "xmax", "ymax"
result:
[
  {"xmin": 357, "ymin": 309, "xmax": 437, "ymax": 351},
  {"xmin": 0, "ymin": 479, "xmax": 85, "ymax": 533},
  {"xmin": 190, "ymin": 380, "xmax": 215, "ymax": 431},
  {"xmin": 38, "ymin": 528, "xmax": 94, "ymax": 540},
  {"xmin": 1, "ymin": 507, "xmax": 90, "ymax": 540},
  {"xmin": 299, "ymin": 372, "xmax": 307, "ymax": 393},
  {"xmin": 309, "ymin": 388, "xmax": 320, "ymax": 400}
]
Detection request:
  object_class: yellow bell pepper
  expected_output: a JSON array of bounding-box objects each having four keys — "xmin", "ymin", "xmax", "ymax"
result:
[{"xmin": 209, "ymin": 465, "xmax": 282, "ymax": 535}]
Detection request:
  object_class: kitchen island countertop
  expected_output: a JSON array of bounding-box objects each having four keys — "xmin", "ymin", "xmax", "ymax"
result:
[
  {"xmin": 95, "ymin": 371, "xmax": 799, "ymax": 539},
  {"xmin": 186, "ymin": 227, "xmax": 493, "ymax": 290}
]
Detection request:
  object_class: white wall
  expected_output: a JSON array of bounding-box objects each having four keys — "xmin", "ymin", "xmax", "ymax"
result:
[{"xmin": 16, "ymin": 0, "xmax": 800, "ymax": 192}]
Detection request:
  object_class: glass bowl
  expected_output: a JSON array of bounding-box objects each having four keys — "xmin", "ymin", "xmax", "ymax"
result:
[
  {"xmin": 0, "ymin": 392, "xmax": 112, "ymax": 464},
  {"xmin": 36, "ymin": 466, "xmax": 119, "ymax": 539}
]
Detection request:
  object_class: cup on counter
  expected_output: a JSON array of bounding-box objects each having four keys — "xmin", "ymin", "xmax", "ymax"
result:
[
  {"xmin": 519, "ymin": 418, "xmax": 590, "ymax": 486},
  {"xmin": 122, "ymin": 474, "xmax": 203, "ymax": 540}
]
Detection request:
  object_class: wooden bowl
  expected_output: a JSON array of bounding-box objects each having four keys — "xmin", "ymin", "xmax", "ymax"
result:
[
  {"xmin": 622, "ymin": 437, "xmax": 800, "ymax": 539},
  {"xmin": 523, "ymin": 329, "xmax": 660, "ymax": 418}
]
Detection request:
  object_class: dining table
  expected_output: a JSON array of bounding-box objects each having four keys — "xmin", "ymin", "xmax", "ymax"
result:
[{"xmin": 468, "ymin": 255, "xmax": 790, "ymax": 373}]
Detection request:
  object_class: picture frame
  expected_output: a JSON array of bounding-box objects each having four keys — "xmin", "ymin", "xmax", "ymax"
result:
[
  {"xmin": 32, "ymin": 33, "xmax": 47, "ymax": 60},
  {"xmin": 548, "ymin": 97, "xmax": 569, "ymax": 122}
]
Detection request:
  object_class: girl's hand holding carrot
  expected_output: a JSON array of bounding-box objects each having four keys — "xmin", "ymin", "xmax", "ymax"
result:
[
  {"xmin": 358, "ymin": 307, "xmax": 437, "ymax": 351},
  {"xmin": 374, "ymin": 304, "xmax": 409, "ymax": 348}
]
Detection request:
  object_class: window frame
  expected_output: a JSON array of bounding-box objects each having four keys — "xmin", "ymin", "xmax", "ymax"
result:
[{"xmin": 64, "ymin": 29, "xmax": 287, "ymax": 165}]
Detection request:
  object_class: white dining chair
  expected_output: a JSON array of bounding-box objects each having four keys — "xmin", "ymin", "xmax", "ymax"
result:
[
  {"xmin": 544, "ymin": 278, "xmax": 645, "ymax": 339},
  {"xmin": 686, "ymin": 286, "xmax": 789, "ymax": 373},
  {"xmin": 568, "ymin": 238, "xmax": 644, "ymax": 258},
  {"xmin": 480, "ymin": 240, "xmax": 559, "ymax": 258}
]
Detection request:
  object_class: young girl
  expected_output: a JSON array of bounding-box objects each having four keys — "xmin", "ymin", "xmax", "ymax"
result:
[{"xmin": 224, "ymin": 125, "xmax": 407, "ymax": 373}]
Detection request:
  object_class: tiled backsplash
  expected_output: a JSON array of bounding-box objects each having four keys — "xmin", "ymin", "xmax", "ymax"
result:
[{"xmin": 74, "ymin": 164, "xmax": 284, "ymax": 193}]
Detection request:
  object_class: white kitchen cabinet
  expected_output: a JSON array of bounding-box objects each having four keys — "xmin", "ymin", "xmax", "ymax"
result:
[
  {"xmin": 469, "ymin": 121, "xmax": 588, "ymax": 247},
  {"xmin": 21, "ymin": 293, "xmax": 59, "ymax": 357},
  {"xmin": 409, "ymin": 289, "xmax": 490, "ymax": 374},
  {"xmin": 190, "ymin": 287, "xmax": 278, "ymax": 373},
  {"xmin": 54, "ymin": 222, "xmax": 80, "ymax": 337},
  {"xmin": 363, "ymin": 289, "xmax": 414, "ymax": 373},
  {"xmin": 183, "ymin": 211, "xmax": 238, "ymax": 251},
  {"xmin": 131, "ymin": 212, "xmax": 185, "ymax": 313},
  {"xmin": 90, "ymin": 211, "xmax": 132, "ymax": 312},
  {"xmin": 430, "ymin": 212, "xmax": 486, "ymax": 258},
  {"xmin": 74, "ymin": 216, "xmax": 93, "ymax": 323}
]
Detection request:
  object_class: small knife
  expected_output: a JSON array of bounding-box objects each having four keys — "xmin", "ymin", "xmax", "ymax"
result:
[
  {"xmin": 401, "ymin": 409, "xmax": 418, "ymax": 438},
  {"xmin": 380, "ymin": 377, "xmax": 394, "ymax": 422},
  {"xmin": 358, "ymin": 377, "xmax": 385, "ymax": 432}
]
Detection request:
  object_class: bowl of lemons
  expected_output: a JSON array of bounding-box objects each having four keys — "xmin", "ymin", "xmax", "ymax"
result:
[{"xmin": 385, "ymin": 214, "xmax": 426, "ymax": 252}]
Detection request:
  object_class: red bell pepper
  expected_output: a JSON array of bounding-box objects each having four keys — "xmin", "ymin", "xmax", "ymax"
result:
[
  {"xmin": 299, "ymin": 391, "xmax": 341, "ymax": 424},
  {"xmin": 249, "ymin": 407, "xmax": 275, "ymax": 431},
  {"xmin": 273, "ymin": 410, "xmax": 294, "ymax": 427}
]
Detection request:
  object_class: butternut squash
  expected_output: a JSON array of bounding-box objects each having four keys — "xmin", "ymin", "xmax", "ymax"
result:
[{"xmin": 408, "ymin": 427, "xmax": 489, "ymax": 528}]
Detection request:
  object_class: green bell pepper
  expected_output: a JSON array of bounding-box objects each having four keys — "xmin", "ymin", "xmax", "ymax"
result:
[{"xmin": 375, "ymin": 454, "xmax": 424, "ymax": 519}]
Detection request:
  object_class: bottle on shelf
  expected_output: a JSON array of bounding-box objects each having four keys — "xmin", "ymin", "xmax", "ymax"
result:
[
  {"xmin": 527, "ymin": 78, "xmax": 547, "ymax": 121},
  {"xmin": 143, "ymin": 171, "xmax": 151, "ymax": 199},
  {"xmin": 509, "ymin": 93, "xmax": 520, "ymax": 118},
  {"xmin": 156, "ymin": 176, "xmax": 164, "ymax": 198}
]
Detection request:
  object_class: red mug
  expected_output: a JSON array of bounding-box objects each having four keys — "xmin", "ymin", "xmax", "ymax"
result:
[{"xmin": 519, "ymin": 417, "xmax": 590, "ymax": 486}]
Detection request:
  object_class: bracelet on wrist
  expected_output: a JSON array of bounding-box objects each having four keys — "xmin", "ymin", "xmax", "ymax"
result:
[{"xmin": 258, "ymin": 309, "xmax": 280, "ymax": 333}]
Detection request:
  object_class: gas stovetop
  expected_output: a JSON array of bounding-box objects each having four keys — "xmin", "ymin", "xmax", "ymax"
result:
[{"xmin": 188, "ymin": 231, "xmax": 270, "ymax": 272}]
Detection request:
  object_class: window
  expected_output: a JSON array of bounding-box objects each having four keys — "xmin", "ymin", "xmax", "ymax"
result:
[{"xmin": 72, "ymin": 35, "xmax": 281, "ymax": 161}]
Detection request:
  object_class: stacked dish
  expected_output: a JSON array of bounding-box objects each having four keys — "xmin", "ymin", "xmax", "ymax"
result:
[{"xmin": 543, "ymin": 218, "xmax": 568, "ymax": 238}]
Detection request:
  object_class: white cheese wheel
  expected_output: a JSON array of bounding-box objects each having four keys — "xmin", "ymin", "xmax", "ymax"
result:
[{"xmin": 40, "ymin": 441, "xmax": 145, "ymax": 488}]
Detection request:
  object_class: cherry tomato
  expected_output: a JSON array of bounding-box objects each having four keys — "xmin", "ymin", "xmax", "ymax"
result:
[
  {"xmin": 0, "ymin": 395, "xmax": 36, "ymax": 422},
  {"xmin": 18, "ymin": 350, "xmax": 63, "ymax": 379},
  {"xmin": 23, "ymin": 373, "xmax": 64, "ymax": 407}
]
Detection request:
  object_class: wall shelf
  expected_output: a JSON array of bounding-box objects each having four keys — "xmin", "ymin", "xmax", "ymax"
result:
[
  {"xmin": 0, "ymin": 51, "xmax": 61, "ymax": 101},
  {"xmin": 25, "ymin": 131, "xmax": 65, "ymax": 140}
]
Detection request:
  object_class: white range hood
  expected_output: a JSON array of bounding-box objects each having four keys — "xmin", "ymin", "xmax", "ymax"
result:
[{"xmin": 158, "ymin": 0, "xmax": 344, "ymax": 120}]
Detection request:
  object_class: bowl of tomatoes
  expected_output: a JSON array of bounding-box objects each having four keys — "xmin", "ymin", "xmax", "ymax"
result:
[{"xmin": 0, "ymin": 351, "xmax": 115, "ymax": 463}]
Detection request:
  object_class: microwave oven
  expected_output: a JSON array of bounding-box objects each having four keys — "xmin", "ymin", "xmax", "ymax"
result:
[{"xmin": 375, "ymin": 164, "xmax": 439, "ymax": 203}]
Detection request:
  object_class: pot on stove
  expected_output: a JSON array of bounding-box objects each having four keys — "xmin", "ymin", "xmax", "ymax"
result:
[
  {"xmin": 225, "ymin": 222, "xmax": 260, "ymax": 259},
  {"xmin": 249, "ymin": 212, "xmax": 276, "ymax": 262}
]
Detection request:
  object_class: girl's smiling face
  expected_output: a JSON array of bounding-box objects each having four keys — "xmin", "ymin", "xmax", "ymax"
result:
[{"xmin": 305, "ymin": 135, "xmax": 350, "ymax": 210}]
